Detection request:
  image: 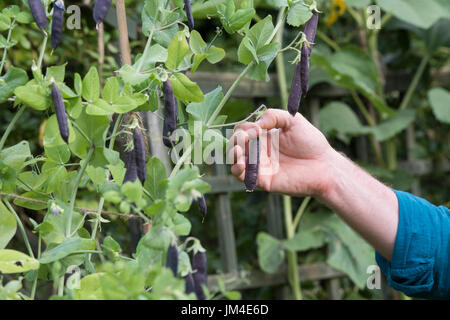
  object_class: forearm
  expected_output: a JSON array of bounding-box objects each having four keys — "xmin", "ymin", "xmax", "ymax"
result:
[{"xmin": 316, "ymin": 149, "xmax": 399, "ymax": 261}]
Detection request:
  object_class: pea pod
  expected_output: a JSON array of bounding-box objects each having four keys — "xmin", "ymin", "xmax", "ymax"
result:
[
  {"xmin": 51, "ymin": 83, "xmax": 69, "ymax": 143},
  {"xmin": 192, "ymin": 251, "xmax": 207, "ymax": 300},
  {"xmin": 93, "ymin": 0, "xmax": 112, "ymax": 25},
  {"xmin": 51, "ymin": 0, "xmax": 65, "ymax": 49},
  {"xmin": 165, "ymin": 245, "xmax": 178, "ymax": 276},
  {"xmin": 196, "ymin": 195, "xmax": 207, "ymax": 222},
  {"xmin": 184, "ymin": 273, "xmax": 196, "ymax": 295},
  {"xmin": 287, "ymin": 62, "xmax": 302, "ymax": 116},
  {"xmin": 28, "ymin": 0, "xmax": 47, "ymax": 30},
  {"xmin": 304, "ymin": 12, "xmax": 319, "ymax": 56},
  {"xmin": 133, "ymin": 128, "xmax": 147, "ymax": 184},
  {"xmin": 184, "ymin": 0, "xmax": 194, "ymax": 31},
  {"xmin": 162, "ymin": 80, "xmax": 178, "ymax": 148},
  {"xmin": 244, "ymin": 137, "xmax": 260, "ymax": 192},
  {"xmin": 300, "ymin": 44, "xmax": 310, "ymax": 97},
  {"xmin": 123, "ymin": 148, "xmax": 138, "ymax": 184}
]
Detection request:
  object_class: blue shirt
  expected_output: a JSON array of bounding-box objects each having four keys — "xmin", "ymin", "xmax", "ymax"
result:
[{"xmin": 375, "ymin": 190, "xmax": 450, "ymax": 299}]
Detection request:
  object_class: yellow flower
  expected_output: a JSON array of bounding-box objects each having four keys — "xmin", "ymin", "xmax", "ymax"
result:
[{"xmin": 327, "ymin": 0, "xmax": 347, "ymax": 26}]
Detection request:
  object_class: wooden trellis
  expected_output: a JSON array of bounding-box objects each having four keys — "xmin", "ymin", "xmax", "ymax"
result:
[{"xmin": 142, "ymin": 68, "xmax": 450, "ymax": 300}]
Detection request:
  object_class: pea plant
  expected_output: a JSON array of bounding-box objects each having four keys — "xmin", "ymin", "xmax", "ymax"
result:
[{"xmin": 0, "ymin": 0, "xmax": 321, "ymax": 300}]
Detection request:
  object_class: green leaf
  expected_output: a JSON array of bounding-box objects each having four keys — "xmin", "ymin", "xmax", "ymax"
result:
[
  {"xmin": 0, "ymin": 141, "xmax": 31, "ymax": 172},
  {"xmin": 0, "ymin": 67, "xmax": 28, "ymax": 103},
  {"xmin": 14, "ymin": 83, "xmax": 50, "ymax": 111},
  {"xmin": 13, "ymin": 191, "xmax": 48, "ymax": 210},
  {"xmin": 283, "ymin": 229, "xmax": 327, "ymax": 252},
  {"xmin": 371, "ymin": 109, "xmax": 416, "ymax": 141},
  {"xmin": 377, "ymin": 0, "xmax": 450, "ymax": 29},
  {"xmin": 121, "ymin": 180, "xmax": 143, "ymax": 203},
  {"xmin": 186, "ymin": 86, "xmax": 223, "ymax": 123},
  {"xmin": 247, "ymin": 42, "xmax": 280, "ymax": 81},
  {"xmin": 172, "ymin": 214, "xmax": 191, "ymax": 236},
  {"xmin": 229, "ymin": 8, "xmax": 255, "ymax": 31},
  {"xmin": 86, "ymin": 99, "xmax": 116, "ymax": 116},
  {"xmin": 0, "ymin": 201, "xmax": 16, "ymax": 249},
  {"xmin": 43, "ymin": 115, "xmax": 72, "ymax": 163},
  {"xmin": 256, "ymin": 232, "xmax": 284, "ymax": 274},
  {"xmin": 169, "ymin": 73, "xmax": 204, "ymax": 103},
  {"xmin": 134, "ymin": 44, "xmax": 168, "ymax": 70},
  {"xmin": 0, "ymin": 249, "xmax": 39, "ymax": 274},
  {"xmin": 82, "ymin": 67, "xmax": 100, "ymax": 103},
  {"xmin": 166, "ymin": 31, "xmax": 190, "ymax": 70},
  {"xmin": 189, "ymin": 30, "xmax": 207, "ymax": 55},
  {"xmin": 86, "ymin": 166, "xmax": 106, "ymax": 185},
  {"xmin": 39, "ymin": 238, "xmax": 95, "ymax": 264},
  {"xmin": 74, "ymin": 273, "xmax": 106, "ymax": 300},
  {"xmin": 206, "ymin": 46, "xmax": 226, "ymax": 64},
  {"xmin": 287, "ymin": 2, "xmax": 313, "ymax": 27},
  {"xmin": 45, "ymin": 64, "xmax": 66, "ymax": 83},
  {"xmin": 144, "ymin": 157, "xmax": 167, "ymax": 200},
  {"xmin": 0, "ymin": 13, "xmax": 11, "ymax": 31},
  {"xmin": 428, "ymin": 87, "xmax": 450, "ymax": 124},
  {"xmin": 118, "ymin": 64, "xmax": 150, "ymax": 86}
]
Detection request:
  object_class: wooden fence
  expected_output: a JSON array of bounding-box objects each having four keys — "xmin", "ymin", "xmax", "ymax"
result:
[{"xmin": 142, "ymin": 67, "xmax": 450, "ymax": 299}]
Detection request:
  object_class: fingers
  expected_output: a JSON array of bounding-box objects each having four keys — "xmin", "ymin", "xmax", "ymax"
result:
[{"xmin": 256, "ymin": 108, "xmax": 296, "ymax": 131}]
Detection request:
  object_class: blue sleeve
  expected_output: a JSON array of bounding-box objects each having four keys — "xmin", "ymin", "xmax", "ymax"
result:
[{"xmin": 375, "ymin": 190, "xmax": 450, "ymax": 299}]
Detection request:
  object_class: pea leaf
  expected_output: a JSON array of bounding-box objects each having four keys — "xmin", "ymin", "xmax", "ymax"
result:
[
  {"xmin": 287, "ymin": 2, "xmax": 313, "ymax": 27},
  {"xmin": 428, "ymin": 87, "xmax": 450, "ymax": 124},
  {"xmin": 169, "ymin": 73, "xmax": 204, "ymax": 103},
  {"xmin": 82, "ymin": 67, "xmax": 100, "ymax": 103},
  {"xmin": 0, "ymin": 201, "xmax": 16, "ymax": 249},
  {"xmin": 166, "ymin": 31, "xmax": 190, "ymax": 70},
  {"xmin": 14, "ymin": 83, "xmax": 50, "ymax": 111},
  {"xmin": 0, "ymin": 67, "xmax": 28, "ymax": 103},
  {"xmin": 0, "ymin": 249, "xmax": 39, "ymax": 274},
  {"xmin": 257, "ymin": 232, "xmax": 284, "ymax": 274}
]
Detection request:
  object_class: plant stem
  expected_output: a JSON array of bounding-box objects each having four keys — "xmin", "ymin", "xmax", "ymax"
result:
[
  {"xmin": 90, "ymin": 197, "xmax": 103, "ymax": 242},
  {"xmin": 399, "ymin": 55, "xmax": 429, "ymax": 110},
  {"xmin": 0, "ymin": 19, "xmax": 15, "ymax": 75},
  {"xmin": 37, "ymin": 32, "xmax": 48, "ymax": 69},
  {"xmin": 208, "ymin": 104, "xmax": 266, "ymax": 129},
  {"xmin": 3, "ymin": 199, "xmax": 34, "ymax": 258},
  {"xmin": 0, "ymin": 105, "xmax": 26, "ymax": 152},
  {"xmin": 137, "ymin": 28, "xmax": 154, "ymax": 72},
  {"xmin": 316, "ymin": 30, "xmax": 340, "ymax": 52},
  {"xmin": 206, "ymin": 63, "xmax": 254, "ymax": 127},
  {"xmin": 292, "ymin": 196, "xmax": 311, "ymax": 232},
  {"xmin": 66, "ymin": 144, "xmax": 95, "ymax": 237},
  {"xmin": 109, "ymin": 114, "xmax": 124, "ymax": 150},
  {"xmin": 30, "ymin": 233, "xmax": 41, "ymax": 299},
  {"xmin": 283, "ymin": 195, "xmax": 302, "ymax": 300}
]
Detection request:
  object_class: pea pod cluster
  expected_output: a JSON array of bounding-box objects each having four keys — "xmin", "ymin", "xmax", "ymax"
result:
[
  {"xmin": 51, "ymin": 83, "xmax": 69, "ymax": 144},
  {"xmin": 51, "ymin": 0, "xmax": 65, "ymax": 49},
  {"xmin": 93, "ymin": 0, "xmax": 112, "ymax": 25},
  {"xmin": 244, "ymin": 137, "xmax": 260, "ymax": 192},
  {"xmin": 133, "ymin": 128, "xmax": 147, "ymax": 184},
  {"xmin": 162, "ymin": 80, "xmax": 178, "ymax": 148},
  {"xmin": 184, "ymin": 0, "xmax": 194, "ymax": 31},
  {"xmin": 165, "ymin": 245, "xmax": 178, "ymax": 276},
  {"xmin": 192, "ymin": 251, "xmax": 207, "ymax": 300},
  {"xmin": 28, "ymin": 0, "xmax": 47, "ymax": 30},
  {"xmin": 287, "ymin": 13, "xmax": 319, "ymax": 116}
]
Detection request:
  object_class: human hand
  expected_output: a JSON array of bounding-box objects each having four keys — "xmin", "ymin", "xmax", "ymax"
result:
[{"xmin": 230, "ymin": 108, "xmax": 336, "ymax": 197}]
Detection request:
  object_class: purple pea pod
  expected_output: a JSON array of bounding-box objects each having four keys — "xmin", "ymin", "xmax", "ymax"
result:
[
  {"xmin": 300, "ymin": 44, "xmax": 310, "ymax": 97},
  {"xmin": 133, "ymin": 128, "xmax": 147, "ymax": 184},
  {"xmin": 304, "ymin": 12, "xmax": 319, "ymax": 57},
  {"xmin": 165, "ymin": 245, "xmax": 178, "ymax": 276},
  {"xmin": 162, "ymin": 80, "xmax": 178, "ymax": 148},
  {"xmin": 51, "ymin": 0, "xmax": 65, "ymax": 49},
  {"xmin": 196, "ymin": 195, "xmax": 207, "ymax": 222},
  {"xmin": 244, "ymin": 138, "xmax": 260, "ymax": 192},
  {"xmin": 28, "ymin": 0, "xmax": 47, "ymax": 30},
  {"xmin": 123, "ymin": 148, "xmax": 138, "ymax": 184},
  {"xmin": 51, "ymin": 83, "xmax": 69, "ymax": 143},
  {"xmin": 192, "ymin": 251, "xmax": 207, "ymax": 300},
  {"xmin": 184, "ymin": 273, "xmax": 196, "ymax": 295},
  {"xmin": 93, "ymin": 0, "xmax": 112, "ymax": 25},
  {"xmin": 184, "ymin": 0, "xmax": 194, "ymax": 31},
  {"xmin": 287, "ymin": 62, "xmax": 302, "ymax": 116}
]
